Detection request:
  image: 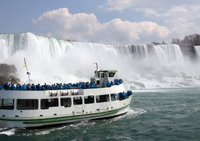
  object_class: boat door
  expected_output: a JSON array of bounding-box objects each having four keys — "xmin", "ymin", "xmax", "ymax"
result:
[
  {"xmin": 96, "ymin": 94, "xmax": 109, "ymax": 111},
  {"xmin": 73, "ymin": 96, "xmax": 83, "ymax": 114},
  {"xmin": 99, "ymin": 102, "xmax": 107, "ymax": 111},
  {"xmin": 84, "ymin": 95, "xmax": 95, "ymax": 113}
]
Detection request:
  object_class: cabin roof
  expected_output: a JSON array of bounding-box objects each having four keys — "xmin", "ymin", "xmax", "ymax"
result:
[{"xmin": 95, "ymin": 70, "xmax": 118, "ymax": 73}]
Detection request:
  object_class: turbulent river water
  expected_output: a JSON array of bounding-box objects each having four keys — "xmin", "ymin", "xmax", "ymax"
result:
[{"xmin": 1, "ymin": 87, "xmax": 200, "ymax": 141}]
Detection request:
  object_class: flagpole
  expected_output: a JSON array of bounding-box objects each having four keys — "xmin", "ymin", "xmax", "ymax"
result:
[
  {"xmin": 24, "ymin": 58, "xmax": 31, "ymax": 84},
  {"xmin": 93, "ymin": 63, "xmax": 98, "ymax": 71}
]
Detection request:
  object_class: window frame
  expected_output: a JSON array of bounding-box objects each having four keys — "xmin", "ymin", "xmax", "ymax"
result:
[
  {"xmin": 41, "ymin": 98, "xmax": 58, "ymax": 109},
  {"xmin": 96, "ymin": 94, "xmax": 109, "ymax": 103},
  {"xmin": 0, "ymin": 98, "xmax": 15, "ymax": 110},
  {"xmin": 111, "ymin": 93, "xmax": 119, "ymax": 101},
  {"xmin": 73, "ymin": 96, "xmax": 83, "ymax": 105},
  {"xmin": 84, "ymin": 95, "xmax": 94, "ymax": 104},
  {"xmin": 17, "ymin": 99, "xmax": 38, "ymax": 110},
  {"xmin": 109, "ymin": 73, "xmax": 115, "ymax": 77},
  {"xmin": 61, "ymin": 97, "xmax": 71, "ymax": 107}
]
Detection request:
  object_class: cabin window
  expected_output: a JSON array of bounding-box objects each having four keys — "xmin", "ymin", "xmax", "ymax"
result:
[
  {"xmin": 73, "ymin": 97, "xmax": 82, "ymax": 105},
  {"xmin": 111, "ymin": 94, "xmax": 119, "ymax": 101},
  {"xmin": 41, "ymin": 98, "xmax": 58, "ymax": 109},
  {"xmin": 17, "ymin": 99, "xmax": 38, "ymax": 110},
  {"xmin": 84, "ymin": 96, "xmax": 94, "ymax": 104},
  {"xmin": 98, "ymin": 73, "xmax": 100, "ymax": 78},
  {"xmin": 0, "ymin": 99, "xmax": 14, "ymax": 110},
  {"xmin": 61, "ymin": 98, "xmax": 71, "ymax": 107},
  {"xmin": 96, "ymin": 94, "xmax": 109, "ymax": 103},
  {"xmin": 101, "ymin": 73, "xmax": 104, "ymax": 78},
  {"xmin": 109, "ymin": 73, "xmax": 115, "ymax": 77}
]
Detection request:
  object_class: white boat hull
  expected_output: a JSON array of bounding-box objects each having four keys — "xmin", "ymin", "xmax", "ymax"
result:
[
  {"xmin": 0, "ymin": 84, "xmax": 132, "ymax": 128},
  {"xmin": 0, "ymin": 97, "xmax": 131, "ymax": 128}
]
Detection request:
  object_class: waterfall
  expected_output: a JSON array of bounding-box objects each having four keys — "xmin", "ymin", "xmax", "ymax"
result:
[
  {"xmin": 0, "ymin": 32, "xmax": 199, "ymax": 89},
  {"xmin": 154, "ymin": 44, "xmax": 184, "ymax": 63},
  {"xmin": 194, "ymin": 46, "xmax": 200, "ymax": 58},
  {"xmin": 0, "ymin": 33, "xmax": 184, "ymax": 63},
  {"xmin": 0, "ymin": 33, "xmax": 74, "ymax": 61}
]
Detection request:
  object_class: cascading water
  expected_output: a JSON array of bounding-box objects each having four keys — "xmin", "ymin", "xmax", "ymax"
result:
[
  {"xmin": 0, "ymin": 32, "xmax": 200, "ymax": 89},
  {"xmin": 194, "ymin": 46, "xmax": 200, "ymax": 58}
]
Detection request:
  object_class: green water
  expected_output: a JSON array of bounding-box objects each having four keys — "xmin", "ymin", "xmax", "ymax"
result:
[{"xmin": 0, "ymin": 87, "xmax": 200, "ymax": 141}]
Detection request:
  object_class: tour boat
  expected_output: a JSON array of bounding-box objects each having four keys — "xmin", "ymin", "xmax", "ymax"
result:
[{"xmin": 0, "ymin": 69, "xmax": 133, "ymax": 128}]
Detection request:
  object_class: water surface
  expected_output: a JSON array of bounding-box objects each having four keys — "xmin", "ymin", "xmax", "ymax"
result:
[{"xmin": 1, "ymin": 87, "xmax": 200, "ymax": 141}]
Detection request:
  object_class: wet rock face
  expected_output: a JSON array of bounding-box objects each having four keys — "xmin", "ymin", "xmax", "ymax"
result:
[
  {"xmin": 0, "ymin": 73, "xmax": 10, "ymax": 84},
  {"xmin": 0, "ymin": 64, "xmax": 17, "ymax": 73},
  {"xmin": 0, "ymin": 64, "xmax": 20, "ymax": 84},
  {"xmin": 10, "ymin": 75, "xmax": 20, "ymax": 84}
]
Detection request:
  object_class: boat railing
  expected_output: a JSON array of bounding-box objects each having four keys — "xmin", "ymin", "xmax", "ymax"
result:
[{"xmin": 0, "ymin": 79, "xmax": 123, "ymax": 91}]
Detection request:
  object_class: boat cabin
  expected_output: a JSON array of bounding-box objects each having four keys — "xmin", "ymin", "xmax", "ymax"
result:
[{"xmin": 90, "ymin": 70, "xmax": 117, "ymax": 86}]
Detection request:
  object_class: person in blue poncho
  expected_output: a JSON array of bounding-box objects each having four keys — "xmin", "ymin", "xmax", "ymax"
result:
[
  {"xmin": 111, "ymin": 81, "xmax": 114, "ymax": 86},
  {"xmin": 36, "ymin": 84, "xmax": 41, "ymax": 90},
  {"xmin": 18, "ymin": 84, "xmax": 22, "ymax": 90},
  {"xmin": 31, "ymin": 84, "xmax": 36, "ymax": 90},
  {"xmin": 106, "ymin": 81, "xmax": 111, "ymax": 87},
  {"xmin": 119, "ymin": 79, "xmax": 123, "ymax": 84},
  {"xmin": 0, "ymin": 84, "xmax": 4, "ymax": 90},
  {"xmin": 85, "ymin": 82, "xmax": 89, "ymax": 88},
  {"xmin": 21, "ymin": 83, "xmax": 27, "ymax": 90},
  {"xmin": 11, "ymin": 83, "xmax": 15, "ymax": 90},
  {"xmin": 3, "ymin": 82, "xmax": 9, "ymax": 90},
  {"xmin": 16, "ymin": 83, "xmax": 20, "ymax": 90},
  {"xmin": 27, "ymin": 83, "xmax": 31, "ymax": 90}
]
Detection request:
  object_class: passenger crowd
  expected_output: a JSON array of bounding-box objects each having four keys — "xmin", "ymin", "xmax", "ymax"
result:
[{"xmin": 0, "ymin": 79, "xmax": 123, "ymax": 91}]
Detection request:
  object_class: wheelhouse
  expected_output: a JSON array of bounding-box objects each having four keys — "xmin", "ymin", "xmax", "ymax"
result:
[{"xmin": 90, "ymin": 70, "xmax": 117, "ymax": 86}]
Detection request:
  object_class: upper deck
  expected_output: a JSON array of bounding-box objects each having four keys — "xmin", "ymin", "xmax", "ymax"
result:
[
  {"xmin": 0, "ymin": 69, "xmax": 127, "ymax": 109},
  {"xmin": 0, "ymin": 83, "xmax": 125, "ymax": 98},
  {"xmin": 0, "ymin": 69, "xmax": 122, "ymax": 91}
]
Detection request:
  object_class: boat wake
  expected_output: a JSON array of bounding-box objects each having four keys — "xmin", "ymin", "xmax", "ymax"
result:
[
  {"xmin": 106, "ymin": 108, "xmax": 146, "ymax": 124},
  {"xmin": 128, "ymin": 108, "xmax": 146, "ymax": 117},
  {"xmin": 0, "ymin": 108, "xmax": 145, "ymax": 137},
  {"xmin": 69, "ymin": 120, "xmax": 96, "ymax": 128},
  {"xmin": 34, "ymin": 125, "xmax": 68, "ymax": 136}
]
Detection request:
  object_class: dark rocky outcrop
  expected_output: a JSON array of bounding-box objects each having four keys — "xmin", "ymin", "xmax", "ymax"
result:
[
  {"xmin": 0, "ymin": 73, "xmax": 10, "ymax": 84},
  {"xmin": 10, "ymin": 75, "xmax": 20, "ymax": 84},
  {"xmin": 0, "ymin": 64, "xmax": 20, "ymax": 84},
  {"xmin": 171, "ymin": 33, "xmax": 200, "ymax": 59},
  {"xmin": 0, "ymin": 64, "xmax": 17, "ymax": 73}
]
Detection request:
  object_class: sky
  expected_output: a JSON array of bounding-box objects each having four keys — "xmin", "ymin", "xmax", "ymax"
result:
[{"xmin": 1, "ymin": 0, "xmax": 200, "ymax": 44}]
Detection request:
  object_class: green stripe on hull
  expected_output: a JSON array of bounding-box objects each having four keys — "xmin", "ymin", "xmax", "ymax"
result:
[
  {"xmin": 24, "ymin": 110, "xmax": 118, "ymax": 124},
  {"xmin": 0, "ymin": 105, "xmax": 129, "ymax": 124}
]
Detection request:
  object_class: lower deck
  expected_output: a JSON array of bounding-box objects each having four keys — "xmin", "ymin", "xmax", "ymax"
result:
[
  {"xmin": 0, "ymin": 84, "xmax": 133, "ymax": 127},
  {"xmin": 0, "ymin": 96, "xmax": 132, "ymax": 128},
  {"xmin": 0, "ymin": 93, "xmax": 132, "ymax": 117}
]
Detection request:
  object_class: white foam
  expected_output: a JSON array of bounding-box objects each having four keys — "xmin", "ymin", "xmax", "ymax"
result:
[
  {"xmin": 106, "ymin": 108, "xmax": 146, "ymax": 124},
  {"xmin": 69, "ymin": 120, "xmax": 96, "ymax": 128},
  {"xmin": 33, "ymin": 125, "xmax": 69, "ymax": 136},
  {"xmin": 0, "ymin": 128, "xmax": 15, "ymax": 136},
  {"xmin": 35, "ymin": 130, "xmax": 51, "ymax": 135},
  {"xmin": 106, "ymin": 136, "xmax": 132, "ymax": 140}
]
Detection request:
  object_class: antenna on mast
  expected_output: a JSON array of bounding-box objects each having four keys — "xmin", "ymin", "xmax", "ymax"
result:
[{"xmin": 23, "ymin": 58, "xmax": 31, "ymax": 84}]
